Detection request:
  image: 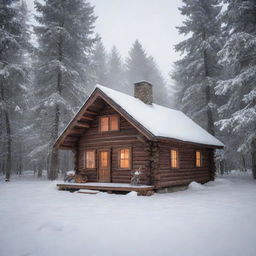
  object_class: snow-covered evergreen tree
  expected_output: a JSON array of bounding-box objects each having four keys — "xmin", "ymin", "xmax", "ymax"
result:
[
  {"xmin": 126, "ymin": 40, "xmax": 150, "ymax": 88},
  {"xmin": 106, "ymin": 46, "xmax": 125, "ymax": 91},
  {"xmin": 33, "ymin": 0, "xmax": 97, "ymax": 180},
  {"xmin": 216, "ymin": 0, "xmax": 256, "ymax": 178},
  {"xmin": 126, "ymin": 40, "xmax": 168, "ymax": 105},
  {"xmin": 0, "ymin": 0, "xmax": 31, "ymax": 181},
  {"xmin": 173, "ymin": 0, "xmax": 222, "ymax": 135},
  {"xmin": 147, "ymin": 56, "xmax": 170, "ymax": 106},
  {"xmin": 90, "ymin": 39, "xmax": 108, "ymax": 86}
]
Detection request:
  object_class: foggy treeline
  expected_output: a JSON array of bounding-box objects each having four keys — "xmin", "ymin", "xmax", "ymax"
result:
[
  {"xmin": 0, "ymin": 0, "xmax": 255, "ymax": 181},
  {"xmin": 0, "ymin": 0, "xmax": 171, "ymax": 180},
  {"xmin": 172, "ymin": 0, "xmax": 256, "ymax": 178}
]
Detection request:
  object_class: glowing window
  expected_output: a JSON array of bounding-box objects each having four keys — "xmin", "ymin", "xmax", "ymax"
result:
[
  {"xmin": 110, "ymin": 115, "xmax": 119, "ymax": 131},
  {"xmin": 100, "ymin": 115, "xmax": 119, "ymax": 132},
  {"xmin": 100, "ymin": 117, "xmax": 109, "ymax": 132},
  {"xmin": 170, "ymin": 149, "xmax": 179, "ymax": 168},
  {"xmin": 85, "ymin": 150, "xmax": 95, "ymax": 169},
  {"xmin": 196, "ymin": 151, "xmax": 202, "ymax": 167},
  {"xmin": 119, "ymin": 148, "xmax": 131, "ymax": 169}
]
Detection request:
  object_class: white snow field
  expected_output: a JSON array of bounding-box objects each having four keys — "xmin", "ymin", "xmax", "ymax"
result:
[{"xmin": 1, "ymin": 172, "xmax": 256, "ymax": 256}]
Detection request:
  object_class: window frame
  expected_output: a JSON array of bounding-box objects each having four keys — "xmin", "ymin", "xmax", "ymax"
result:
[
  {"xmin": 84, "ymin": 150, "xmax": 96, "ymax": 169},
  {"xmin": 118, "ymin": 147, "xmax": 132, "ymax": 170},
  {"xmin": 170, "ymin": 148, "xmax": 179, "ymax": 169},
  {"xmin": 99, "ymin": 114, "xmax": 120, "ymax": 132},
  {"xmin": 195, "ymin": 150, "xmax": 203, "ymax": 168}
]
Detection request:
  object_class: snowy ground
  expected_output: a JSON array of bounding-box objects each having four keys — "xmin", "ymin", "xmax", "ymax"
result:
[{"xmin": 0, "ymin": 172, "xmax": 256, "ymax": 256}]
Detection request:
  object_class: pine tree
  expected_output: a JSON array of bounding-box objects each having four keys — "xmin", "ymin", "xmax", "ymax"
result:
[
  {"xmin": 34, "ymin": 0, "xmax": 97, "ymax": 180},
  {"xmin": 126, "ymin": 40, "xmax": 150, "ymax": 86},
  {"xmin": 126, "ymin": 40, "xmax": 168, "ymax": 105},
  {"xmin": 90, "ymin": 39, "xmax": 108, "ymax": 86},
  {"xmin": 147, "ymin": 56, "xmax": 169, "ymax": 106},
  {"xmin": 173, "ymin": 0, "xmax": 222, "ymax": 135},
  {"xmin": 216, "ymin": 0, "xmax": 256, "ymax": 178},
  {"xmin": 0, "ymin": 0, "xmax": 31, "ymax": 181},
  {"xmin": 106, "ymin": 46, "xmax": 125, "ymax": 91}
]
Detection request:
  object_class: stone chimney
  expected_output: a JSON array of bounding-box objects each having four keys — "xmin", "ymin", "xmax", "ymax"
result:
[{"xmin": 134, "ymin": 81, "xmax": 153, "ymax": 105}]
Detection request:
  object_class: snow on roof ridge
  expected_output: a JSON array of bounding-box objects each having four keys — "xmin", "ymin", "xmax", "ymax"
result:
[
  {"xmin": 96, "ymin": 84, "xmax": 179, "ymax": 111},
  {"xmin": 96, "ymin": 84, "xmax": 224, "ymax": 147}
]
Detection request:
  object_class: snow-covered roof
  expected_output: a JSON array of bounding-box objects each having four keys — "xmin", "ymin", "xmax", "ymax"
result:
[{"xmin": 96, "ymin": 84, "xmax": 224, "ymax": 147}]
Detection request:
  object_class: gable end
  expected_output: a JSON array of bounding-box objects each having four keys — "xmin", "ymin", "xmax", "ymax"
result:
[{"xmin": 53, "ymin": 88, "xmax": 155, "ymax": 149}]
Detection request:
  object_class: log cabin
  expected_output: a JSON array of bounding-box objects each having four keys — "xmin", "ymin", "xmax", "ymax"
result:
[{"xmin": 54, "ymin": 81, "xmax": 224, "ymax": 192}]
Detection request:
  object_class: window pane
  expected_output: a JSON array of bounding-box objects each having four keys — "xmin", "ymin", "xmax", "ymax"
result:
[
  {"xmin": 124, "ymin": 159, "xmax": 129, "ymax": 168},
  {"xmin": 196, "ymin": 151, "xmax": 201, "ymax": 167},
  {"xmin": 100, "ymin": 151, "xmax": 108, "ymax": 168},
  {"xmin": 110, "ymin": 115, "xmax": 119, "ymax": 131},
  {"xmin": 100, "ymin": 117, "xmax": 109, "ymax": 132},
  {"xmin": 171, "ymin": 149, "xmax": 178, "ymax": 168},
  {"xmin": 86, "ymin": 151, "xmax": 95, "ymax": 168},
  {"xmin": 119, "ymin": 148, "xmax": 130, "ymax": 169},
  {"xmin": 120, "ymin": 159, "xmax": 125, "ymax": 168}
]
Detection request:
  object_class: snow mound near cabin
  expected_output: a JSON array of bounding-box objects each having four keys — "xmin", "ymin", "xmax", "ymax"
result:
[
  {"xmin": 188, "ymin": 181, "xmax": 205, "ymax": 190},
  {"xmin": 127, "ymin": 191, "xmax": 138, "ymax": 196}
]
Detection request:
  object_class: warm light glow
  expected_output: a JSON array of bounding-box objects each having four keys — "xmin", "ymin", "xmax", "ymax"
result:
[
  {"xmin": 86, "ymin": 150, "xmax": 95, "ymax": 169},
  {"xmin": 171, "ymin": 149, "xmax": 178, "ymax": 168},
  {"xmin": 100, "ymin": 115, "xmax": 119, "ymax": 132},
  {"xmin": 119, "ymin": 148, "xmax": 130, "ymax": 169},
  {"xmin": 196, "ymin": 151, "xmax": 202, "ymax": 167},
  {"xmin": 110, "ymin": 115, "xmax": 119, "ymax": 131},
  {"xmin": 100, "ymin": 117, "xmax": 109, "ymax": 131},
  {"xmin": 100, "ymin": 151, "xmax": 109, "ymax": 168}
]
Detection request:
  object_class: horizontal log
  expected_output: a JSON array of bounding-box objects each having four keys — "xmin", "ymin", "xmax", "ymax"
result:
[
  {"xmin": 84, "ymin": 110, "xmax": 97, "ymax": 115},
  {"xmin": 79, "ymin": 116, "xmax": 94, "ymax": 121},
  {"xmin": 75, "ymin": 122, "xmax": 90, "ymax": 128},
  {"xmin": 159, "ymin": 168, "xmax": 210, "ymax": 173},
  {"xmin": 160, "ymin": 173, "xmax": 210, "ymax": 180},
  {"xmin": 155, "ymin": 177, "xmax": 210, "ymax": 188}
]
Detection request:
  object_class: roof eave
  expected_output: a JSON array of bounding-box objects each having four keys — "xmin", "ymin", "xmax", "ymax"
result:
[
  {"xmin": 53, "ymin": 88, "xmax": 101, "ymax": 149},
  {"xmin": 156, "ymin": 136, "xmax": 224, "ymax": 149}
]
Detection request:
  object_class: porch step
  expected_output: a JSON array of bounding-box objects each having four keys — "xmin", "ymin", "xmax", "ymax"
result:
[
  {"xmin": 77, "ymin": 189, "xmax": 100, "ymax": 194},
  {"xmin": 57, "ymin": 182, "xmax": 154, "ymax": 193}
]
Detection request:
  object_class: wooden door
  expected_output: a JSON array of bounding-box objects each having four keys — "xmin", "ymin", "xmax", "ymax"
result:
[{"xmin": 98, "ymin": 149, "xmax": 111, "ymax": 182}]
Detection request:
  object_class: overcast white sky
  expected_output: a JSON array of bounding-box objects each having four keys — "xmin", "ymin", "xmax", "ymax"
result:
[{"xmin": 26, "ymin": 0, "xmax": 184, "ymax": 82}]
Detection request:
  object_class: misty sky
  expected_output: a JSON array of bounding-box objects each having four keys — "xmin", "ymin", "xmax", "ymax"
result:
[{"xmin": 26, "ymin": 0, "xmax": 184, "ymax": 82}]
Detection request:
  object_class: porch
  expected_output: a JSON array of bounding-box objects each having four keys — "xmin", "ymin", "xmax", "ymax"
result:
[{"xmin": 57, "ymin": 182, "xmax": 154, "ymax": 194}]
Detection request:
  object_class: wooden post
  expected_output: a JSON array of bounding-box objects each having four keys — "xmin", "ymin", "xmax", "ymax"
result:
[
  {"xmin": 209, "ymin": 149, "xmax": 216, "ymax": 181},
  {"xmin": 150, "ymin": 141, "xmax": 159, "ymax": 187}
]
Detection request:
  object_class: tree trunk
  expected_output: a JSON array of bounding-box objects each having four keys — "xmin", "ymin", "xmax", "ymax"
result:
[
  {"xmin": 17, "ymin": 144, "xmax": 23, "ymax": 175},
  {"xmin": 252, "ymin": 138, "xmax": 256, "ymax": 179},
  {"xmin": 202, "ymin": 30, "xmax": 215, "ymax": 136},
  {"xmin": 219, "ymin": 159, "xmax": 225, "ymax": 175},
  {"xmin": 48, "ymin": 105, "xmax": 60, "ymax": 180},
  {"xmin": 37, "ymin": 161, "xmax": 43, "ymax": 178},
  {"xmin": 4, "ymin": 109, "xmax": 11, "ymax": 181},
  {"xmin": 0, "ymin": 157, "xmax": 5, "ymax": 175},
  {"xmin": 47, "ymin": 30, "xmax": 63, "ymax": 180},
  {"xmin": 1, "ymin": 84, "xmax": 12, "ymax": 181},
  {"xmin": 241, "ymin": 154, "xmax": 247, "ymax": 172}
]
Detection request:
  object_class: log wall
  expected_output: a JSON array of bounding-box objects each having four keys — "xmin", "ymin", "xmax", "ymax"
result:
[{"xmin": 156, "ymin": 141, "xmax": 215, "ymax": 188}]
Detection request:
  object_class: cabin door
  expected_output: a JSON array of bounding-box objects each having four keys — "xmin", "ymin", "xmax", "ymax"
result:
[{"xmin": 98, "ymin": 149, "xmax": 111, "ymax": 182}]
